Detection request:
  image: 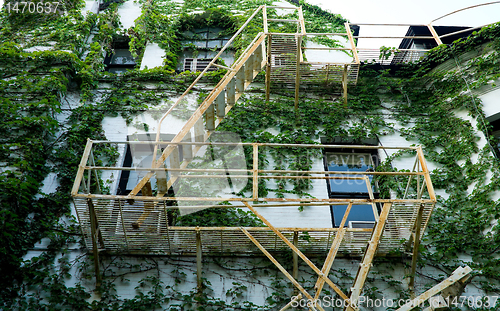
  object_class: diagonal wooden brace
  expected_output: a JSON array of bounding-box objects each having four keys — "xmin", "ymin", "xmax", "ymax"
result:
[
  {"xmin": 241, "ymin": 228, "xmax": 325, "ymax": 311},
  {"xmin": 313, "ymin": 203, "xmax": 353, "ymax": 301},
  {"xmin": 243, "ymin": 202, "xmax": 349, "ymax": 301},
  {"xmin": 397, "ymin": 266, "xmax": 472, "ymax": 311},
  {"xmin": 346, "ymin": 203, "xmax": 392, "ymax": 311}
]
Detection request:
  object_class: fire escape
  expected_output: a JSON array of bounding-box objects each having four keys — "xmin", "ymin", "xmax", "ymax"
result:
[{"xmin": 72, "ymin": 5, "xmax": 473, "ymax": 310}]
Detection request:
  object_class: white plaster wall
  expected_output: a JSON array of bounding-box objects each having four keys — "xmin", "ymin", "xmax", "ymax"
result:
[
  {"xmin": 81, "ymin": 0, "xmax": 99, "ymax": 15},
  {"xmin": 117, "ymin": 0, "xmax": 142, "ymax": 30},
  {"xmin": 480, "ymin": 85, "xmax": 500, "ymax": 121},
  {"xmin": 140, "ymin": 43, "xmax": 166, "ymax": 70}
]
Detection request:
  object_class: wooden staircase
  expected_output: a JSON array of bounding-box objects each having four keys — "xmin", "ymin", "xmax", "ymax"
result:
[{"xmin": 127, "ymin": 32, "xmax": 268, "ymax": 198}]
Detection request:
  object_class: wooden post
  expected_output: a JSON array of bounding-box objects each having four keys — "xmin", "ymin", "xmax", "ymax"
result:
[
  {"xmin": 408, "ymin": 203, "xmax": 425, "ymax": 297},
  {"xmin": 254, "ymin": 43, "xmax": 263, "ymax": 74},
  {"xmin": 236, "ymin": 67, "xmax": 245, "ymax": 95},
  {"xmin": 280, "ymin": 294, "xmax": 302, "ymax": 311},
  {"xmin": 206, "ymin": 103, "xmax": 215, "ymax": 131},
  {"xmin": 87, "ymin": 198, "xmax": 102, "ymax": 289},
  {"xmin": 417, "ymin": 146, "xmax": 436, "ymax": 202},
  {"xmin": 313, "ymin": 203, "xmax": 352, "ymax": 303},
  {"xmin": 298, "ymin": 6, "xmax": 306, "ymax": 34},
  {"xmin": 345, "ymin": 22, "xmax": 360, "ymax": 64},
  {"xmin": 216, "ymin": 90, "xmax": 226, "ymax": 118},
  {"xmin": 117, "ymin": 199, "xmax": 130, "ymax": 250},
  {"xmin": 72, "ymin": 139, "xmax": 93, "ymax": 196},
  {"xmin": 252, "ymin": 144, "xmax": 259, "ymax": 200},
  {"xmin": 227, "ymin": 78, "xmax": 235, "ymax": 106},
  {"xmin": 325, "ymin": 63, "xmax": 330, "ymax": 86},
  {"xmin": 196, "ymin": 229, "xmax": 203, "ymax": 293},
  {"xmin": 265, "ymin": 34, "xmax": 272, "ymax": 102},
  {"xmin": 168, "ymin": 147, "xmax": 180, "ymax": 178},
  {"xmin": 183, "ymin": 135, "xmax": 193, "ymax": 160},
  {"xmin": 343, "ymin": 64, "xmax": 348, "ymax": 107},
  {"xmin": 294, "ymin": 34, "xmax": 302, "ymax": 111},
  {"xmin": 263, "ymin": 5, "xmax": 268, "ymax": 34},
  {"xmin": 194, "ymin": 118, "xmax": 204, "ymax": 143},
  {"xmin": 245, "ymin": 53, "xmax": 254, "ymax": 88},
  {"xmin": 293, "ymin": 231, "xmax": 299, "ymax": 295}
]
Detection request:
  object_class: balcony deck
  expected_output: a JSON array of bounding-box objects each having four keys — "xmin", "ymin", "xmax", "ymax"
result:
[{"xmin": 72, "ymin": 141, "xmax": 436, "ymax": 257}]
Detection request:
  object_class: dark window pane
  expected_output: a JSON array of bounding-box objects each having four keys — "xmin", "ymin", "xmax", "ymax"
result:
[
  {"xmin": 326, "ymin": 153, "xmax": 373, "ymax": 193},
  {"xmin": 332, "ymin": 204, "xmax": 375, "ymax": 227}
]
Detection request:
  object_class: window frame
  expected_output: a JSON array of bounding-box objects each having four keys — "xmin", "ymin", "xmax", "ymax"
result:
[{"xmin": 323, "ymin": 145, "xmax": 380, "ymax": 228}]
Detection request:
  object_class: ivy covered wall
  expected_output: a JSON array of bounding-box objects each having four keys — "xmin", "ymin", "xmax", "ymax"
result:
[{"xmin": 1, "ymin": 0, "xmax": 500, "ymax": 309}]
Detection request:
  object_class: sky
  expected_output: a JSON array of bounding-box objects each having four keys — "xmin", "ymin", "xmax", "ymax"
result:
[{"xmin": 305, "ymin": 0, "xmax": 500, "ymax": 48}]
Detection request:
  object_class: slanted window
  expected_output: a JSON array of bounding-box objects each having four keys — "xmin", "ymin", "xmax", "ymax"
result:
[{"xmin": 324, "ymin": 148, "xmax": 379, "ymax": 228}]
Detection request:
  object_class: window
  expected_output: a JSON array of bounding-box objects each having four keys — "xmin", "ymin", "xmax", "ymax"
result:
[
  {"xmin": 183, "ymin": 58, "xmax": 217, "ymax": 72},
  {"xmin": 489, "ymin": 118, "xmax": 500, "ymax": 158},
  {"xmin": 104, "ymin": 38, "xmax": 136, "ymax": 74},
  {"xmin": 324, "ymin": 147, "xmax": 379, "ymax": 228},
  {"xmin": 117, "ymin": 133, "xmax": 183, "ymax": 196},
  {"xmin": 179, "ymin": 26, "xmax": 235, "ymax": 72}
]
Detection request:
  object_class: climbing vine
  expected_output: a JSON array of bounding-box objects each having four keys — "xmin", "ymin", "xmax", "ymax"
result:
[{"xmin": 1, "ymin": 0, "xmax": 500, "ymax": 309}]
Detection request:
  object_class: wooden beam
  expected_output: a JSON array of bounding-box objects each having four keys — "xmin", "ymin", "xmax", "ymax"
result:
[
  {"xmin": 72, "ymin": 139, "xmax": 93, "ymax": 196},
  {"xmin": 241, "ymin": 228, "xmax": 325, "ymax": 311},
  {"xmin": 216, "ymin": 89, "xmax": 226, "ymax": 118},
  {"xmin": 280, "ymin": 294, "xmax": 302, "ymax": 311},
  {"xmin": 298, "ymin": 6, "xmax": 306, "ymax": 34},
  {"xmin": 194, "ymin": 118, "xmax": 204, "ymax": 142},
  {"xmin": 254, "ymin": 42, "xmax": 263, "ymax": 75},
  {"xmin": 126, "ymin": 33, "xmax": 267, "ymax": 197},
  {"xmin": 235, "ymin": 66, "xmax": 245, "ymax": 94},
  {"xmin": 427, "ymin": 24, "xmax": 443, "ymax": 46},
  {"xmin": 345, "ymin": 22, "xmax": 360, "ymax": 64},
  {"xmin": 313, "ymin": 203, "xmax": 352, "ymax": 302},
  {"xmin": 227, "ymin": 77, "xmax": 235, "ymax": 106},
  {"xmin": 364, "ymin": 176, "xmax": 379, "ymax": 221},
  {"xmin": 397, "ymin": 266, "xmax": 472, "ymax": 311},
  {"xmin": 263, "ymin": 5, "xmax": 268, "ymax": 33},
  {"xmin": 417, "ymin": 146, "xmax": 436, "ymax": 201},
  {"xmin": 117, "ymin": 199, "xmax": 130, "ymax": 250},
  {"xmin": 243, "ymin": 202, "xmax": 349, "ymax": 301},
  {"xmin": 346, "ymin": 203, "xmax": 392, "ymax": 311},
  {"xmin": 245, "ymin": 53, "xmax": 254, "ymax": 88},
  {"xmin": 206, "ymin": 103, "xmax": 215, "ymax": 131}
]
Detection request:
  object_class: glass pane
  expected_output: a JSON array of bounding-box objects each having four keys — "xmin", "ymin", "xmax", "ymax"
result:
[
  {"xmin": 332, "ymin": 204, "xmax": 375, "ymax": 227},
  {"xmin": 110, "ymin": 49, "xmax": 135, "ymax": 65},
  {"xmin": 326, "ymin": 153, "xmax": 373, "ymax": 193}
]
